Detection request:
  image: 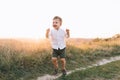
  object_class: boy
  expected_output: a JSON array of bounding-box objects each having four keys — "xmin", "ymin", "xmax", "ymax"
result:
[{"xmin": 46, "ymin": 16, "xmax": 70, "ymax": 76}]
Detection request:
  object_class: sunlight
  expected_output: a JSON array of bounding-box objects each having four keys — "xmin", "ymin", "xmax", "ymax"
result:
[{"xmin": 0, "ymin": 0, "xmax": 120, "ymax": 39}]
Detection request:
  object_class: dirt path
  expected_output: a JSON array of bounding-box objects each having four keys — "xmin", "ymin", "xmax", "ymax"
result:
[{"xmin": 37, "ymin": 56, "xmax": 120, "ymax": 80}]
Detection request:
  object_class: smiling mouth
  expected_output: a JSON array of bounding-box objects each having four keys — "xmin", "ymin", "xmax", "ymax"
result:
[{"xmin": 53, "ymin": 25, "xmax": 57, "ymax": 27}]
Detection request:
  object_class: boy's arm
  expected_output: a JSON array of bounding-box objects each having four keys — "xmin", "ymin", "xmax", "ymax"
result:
[
  {"xmin": 66, "ymin": 29, "xmax": 70, "ymax": 38},
  {"xmin": 46, "ymin": 28, "xmax": 50, "ymax": 38}
]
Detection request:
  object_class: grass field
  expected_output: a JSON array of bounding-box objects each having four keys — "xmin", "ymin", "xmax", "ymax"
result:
[
  {"xmin": 57, "ymin": 60, "xmax": 120, "ymax": 80},
  {"xmin": 0, "ymin": 34, "xmax": 120, "ymax": 80}
]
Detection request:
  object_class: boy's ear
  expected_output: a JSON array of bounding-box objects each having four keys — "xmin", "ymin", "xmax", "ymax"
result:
[{"xmin": 60, "ymin": 22, "xmax": 62, "ymax": 25}]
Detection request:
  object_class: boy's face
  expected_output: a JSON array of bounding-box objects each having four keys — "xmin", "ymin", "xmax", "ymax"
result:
[{"xmin": 53, "ymin": 19, "xmax": 61, "ymax": 30}]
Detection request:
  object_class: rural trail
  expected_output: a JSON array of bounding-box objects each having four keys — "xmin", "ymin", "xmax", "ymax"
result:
[{"xmin": 37, "ymin": 56, "xmax": 120, "ymax": 80}]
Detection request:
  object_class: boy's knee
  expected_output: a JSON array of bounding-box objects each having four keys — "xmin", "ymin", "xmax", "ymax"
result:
[
  {"xmin": 60, "ymin": 58, "xmax": 65, "ymax": 63},
  {"xmin": 52, "ymin": 57, "xmax": 57, "ymax": 62}
]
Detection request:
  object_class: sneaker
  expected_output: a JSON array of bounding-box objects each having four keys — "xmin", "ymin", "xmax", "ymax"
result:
[
  {"xmin": 62, "ymin": 69, "xmax": 67, "ymax": 76},
  {"xmin": 52, "ymin": 69, "xmax": 58, "ymax": 75}
]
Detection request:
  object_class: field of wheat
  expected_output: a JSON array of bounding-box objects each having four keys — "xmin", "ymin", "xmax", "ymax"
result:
[{"xmin": 0, "ymin": 35, "xmax": 120, "ymax": 80}]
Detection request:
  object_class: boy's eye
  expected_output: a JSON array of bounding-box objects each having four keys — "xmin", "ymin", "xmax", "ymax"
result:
[{"xmin": 53, "ymin": 22, "xmax": 58, "ymax": 24}]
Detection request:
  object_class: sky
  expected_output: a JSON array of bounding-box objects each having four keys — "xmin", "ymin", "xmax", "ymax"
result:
[{"xmin": 0, "ymin": 0, "xmax": 120, "ymax": 39}]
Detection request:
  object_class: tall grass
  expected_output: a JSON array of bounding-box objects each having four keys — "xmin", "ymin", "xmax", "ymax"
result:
[
  {"xmin": 57, "ymin": 60, "xmax": 120, "ymax": 80},
  {"xmin": 0, "ymin": 38, "xmax": 120, "ymax": 80}
]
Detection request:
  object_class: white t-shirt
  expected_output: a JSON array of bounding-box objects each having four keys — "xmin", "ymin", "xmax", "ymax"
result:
[{"xmin": 49, "ymin": 28, "xmax": 68, "ymax": 50}]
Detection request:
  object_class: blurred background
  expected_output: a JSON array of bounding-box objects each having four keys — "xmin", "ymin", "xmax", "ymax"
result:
[{"xmin": 0, "ymin": 0, "xmax": 120, "ymax": 39}]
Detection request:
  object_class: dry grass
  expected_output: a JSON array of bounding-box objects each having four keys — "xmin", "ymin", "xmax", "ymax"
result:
[{"xmin": 0, "ymin": 36, "xmax": 120, "ymax": 80}]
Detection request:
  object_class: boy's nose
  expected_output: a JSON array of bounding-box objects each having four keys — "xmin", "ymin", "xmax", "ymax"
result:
[{"xmin": 53, "ymin": 23, "xmax": 56, "ymax": 25}]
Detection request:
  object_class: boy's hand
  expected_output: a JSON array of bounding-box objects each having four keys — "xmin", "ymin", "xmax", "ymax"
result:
[
  {"xmin": 46, "ymin": 28, "xmax": 50, "ymax": 33},
  {"xmin": 46, "ymin": 28, "xmax": 50, "ymax": 38},
  {"xmin": 66, "ymin": 29, "xmax": 70, "ymax": 38},
  {"xmin": 66, "ymin": 29, "xmax": 69, "ymax": 33}
]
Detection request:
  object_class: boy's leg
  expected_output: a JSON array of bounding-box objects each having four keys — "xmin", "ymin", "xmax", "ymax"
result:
[
  {"xmin": 60, "ymin": 58, "xmax": 67, "ymax": 75},
  {"xmin": 52, "ymin": 57, "xmax": 58, "ymax": 69},
  {"xmin": 59, "ymin": 48, "xmax": 67, "ymax": 75},
  {"xmin": 52, "ymin": 49, "xmax": 59, "ymax": 69},
  {"xmin": 52, "ymin": 49, "xmax": 59, "ymax": 75},
  {"xmin": 60, "ymin": 58, "xmax": 66, "ymax": 70}
]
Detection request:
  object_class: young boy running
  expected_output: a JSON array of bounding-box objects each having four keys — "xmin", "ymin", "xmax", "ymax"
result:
[{"xmin": 46, "ymin": 16, "xmax": 70, "ymax": 75}]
